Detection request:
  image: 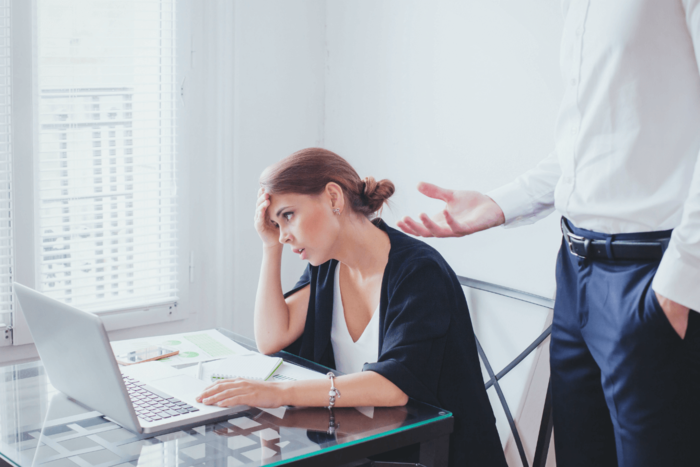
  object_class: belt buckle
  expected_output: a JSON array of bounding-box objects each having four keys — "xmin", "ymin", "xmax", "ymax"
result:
[
  {"xmin": 566, "ymin": 232, "xmax": 586, "ymax": 258},
  {"xmin": 561, "ymin": 218, "xmax": 589, "ymax": 258}
]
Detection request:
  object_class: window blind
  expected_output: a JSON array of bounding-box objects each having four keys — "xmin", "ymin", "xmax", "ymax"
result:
[
  {"xmin": 37, "ymin": 0, "xmax": 177, "ymax": 313},
  {"xmin": 0, "ymin": 0, "xmax": 11, "ymax": 328}
]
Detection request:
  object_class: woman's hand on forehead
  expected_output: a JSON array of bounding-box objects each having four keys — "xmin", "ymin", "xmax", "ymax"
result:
[{"xmin": 255, "ymin": 186, "xmax": 281, "ymax": 248}]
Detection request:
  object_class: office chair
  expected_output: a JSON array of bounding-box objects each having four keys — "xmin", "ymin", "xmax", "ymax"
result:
[
  {"xmin": 458, "ymin": 276, "xmax": 553, "ymax": 467},
  {"xmin": 352, "ymin": 277, "xmax": 554, "ymax": 467}
]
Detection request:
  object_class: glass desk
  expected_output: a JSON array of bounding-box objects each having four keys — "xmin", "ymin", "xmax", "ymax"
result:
[{"xmin": 0, "ymin": 329, "xmax": 453, "ymax": 467}]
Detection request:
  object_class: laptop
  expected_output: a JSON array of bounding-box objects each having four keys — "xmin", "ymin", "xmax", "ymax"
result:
[{"xmin": 14, "ymin": 282, "xmax": 247, "ymax": 434}]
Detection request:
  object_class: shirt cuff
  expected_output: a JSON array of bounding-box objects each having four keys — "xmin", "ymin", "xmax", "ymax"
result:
[
  {"xmin": 487, "ymin": 181, "xmax": 535, "ymax": 227},
  {"xmin": 652, "ymin": 239, "xmax": 700, "ymax": 312}
]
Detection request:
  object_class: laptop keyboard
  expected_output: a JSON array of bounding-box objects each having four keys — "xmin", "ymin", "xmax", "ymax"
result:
[{"xmin": 123, "ymin": 375, "xmax": 200, "ymax": 423}]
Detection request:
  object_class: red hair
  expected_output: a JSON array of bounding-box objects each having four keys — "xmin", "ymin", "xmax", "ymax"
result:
[{"xmin": 260, "ymin": 148, "xmax": 394, "ymax": 218}]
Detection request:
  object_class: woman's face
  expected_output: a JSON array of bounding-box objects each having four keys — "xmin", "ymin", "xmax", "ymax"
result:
[{"xmin": 266, "ymin": 191, "xmax": 341, "ymax": 266}]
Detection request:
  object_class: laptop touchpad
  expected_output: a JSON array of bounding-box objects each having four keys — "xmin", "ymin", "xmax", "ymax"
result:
[{"xmin": 149, "ymin": 374, "xmax": 211, "ymax": 406}]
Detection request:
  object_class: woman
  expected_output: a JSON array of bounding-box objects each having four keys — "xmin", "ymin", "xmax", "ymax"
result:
[{"xmin": 197, "ymin": 148, "xmax": 506, "ymax": 467}]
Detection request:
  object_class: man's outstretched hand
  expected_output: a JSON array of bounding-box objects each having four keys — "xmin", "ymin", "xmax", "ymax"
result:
[{"xmin": 397, "ymin": 182, "xmax": 506, "ymax": 237}]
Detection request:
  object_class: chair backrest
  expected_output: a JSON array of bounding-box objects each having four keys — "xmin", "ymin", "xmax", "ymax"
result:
[{"xmin": 458, "ymin": 276, "xmax": 554, "ymax": 467}]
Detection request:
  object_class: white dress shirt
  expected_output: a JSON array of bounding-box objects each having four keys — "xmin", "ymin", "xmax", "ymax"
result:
[
  {"xmin": 330, "ymin": 264, "xmax": 380, "ymax": 374},
  {"xmin": 488, "ymin": 0, "xmax": 700, "ymax": 312}
]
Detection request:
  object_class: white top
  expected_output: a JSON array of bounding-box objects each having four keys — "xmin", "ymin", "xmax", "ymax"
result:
[
  {"xmin": 330, "ymin": 264, "xmax": 380, "ymax": 374},
  {"xmin": 487, "ymin": 0, "xmax": 700, "ymax": 311}
]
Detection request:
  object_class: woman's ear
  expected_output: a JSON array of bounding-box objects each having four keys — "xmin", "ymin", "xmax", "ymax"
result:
[{"xmin": 325, "ymin": 182, "xmax": 345, "ymax": 214}]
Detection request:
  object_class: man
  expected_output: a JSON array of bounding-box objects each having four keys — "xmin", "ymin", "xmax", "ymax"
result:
[{"xmin": 398, "ymin": 1, "xmax": 700, "ymax": 466}]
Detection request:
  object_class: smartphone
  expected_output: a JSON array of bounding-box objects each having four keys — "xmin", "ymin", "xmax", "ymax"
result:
[{"xmin": 115, "ymin": 346, "xmax": 179, "ymax": 366}]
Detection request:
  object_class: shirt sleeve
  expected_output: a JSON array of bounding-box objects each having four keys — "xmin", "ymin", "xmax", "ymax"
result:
[
  {"xmin": 653, "ymin": 1, "xmax": 700, "ymax": 312},
  {"xmin": 363, "ymin": 260, "xmax": 452, "ymax": 406},
  {"xmin": 486, "ymin": 150, "xmax": 561, "ymax": 228}
]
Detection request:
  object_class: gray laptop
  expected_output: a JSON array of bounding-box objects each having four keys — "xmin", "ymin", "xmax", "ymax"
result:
[{"xmin": 14, "ymin": 282, "xmax": 247, "ymax": 434}]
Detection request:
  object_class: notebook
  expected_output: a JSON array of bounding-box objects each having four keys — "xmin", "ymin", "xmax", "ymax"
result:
[{"xmin": 204, "ymin": 353, "xmax": 283, "ymax": 382}]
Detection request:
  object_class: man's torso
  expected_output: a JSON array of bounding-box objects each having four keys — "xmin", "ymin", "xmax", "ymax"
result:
[{"xmin": 555, "ymin": 0, "xmax": 700, "ymax": 233}]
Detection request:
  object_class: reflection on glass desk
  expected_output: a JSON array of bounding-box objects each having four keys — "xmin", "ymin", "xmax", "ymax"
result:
[{"xmin": 0, "ymin": 329, "xmax": 453, "ymax": 467}]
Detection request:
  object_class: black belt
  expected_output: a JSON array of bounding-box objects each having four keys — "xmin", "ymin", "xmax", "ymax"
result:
[{"xmin": 561, "ymin": 219, "xmax": 670, "ymax": 261}]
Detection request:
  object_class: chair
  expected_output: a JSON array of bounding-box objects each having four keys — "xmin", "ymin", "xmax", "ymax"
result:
[
  {"xmin": 343, "ymin": 277, "xmax": 555, "ymax": 467},
  {"xmin": 458, "ymin": 276, "xmax": 554, "ymax": 467}
]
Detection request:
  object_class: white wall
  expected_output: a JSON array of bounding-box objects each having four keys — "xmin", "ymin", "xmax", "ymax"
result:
[
  {"xmin": 226, "ymin": 0, "xmax": 565, "ymax": 322},
  {"xmin": 322, "ymin": 1, "xmax": 563, "ymax": 463},
  {"xmin": 227, "ymin": 0, "xmax": 326, "ymax": 335},
  {"xmin": 324, "ymin": 0, "xmax": 564, "ymax": 295}
]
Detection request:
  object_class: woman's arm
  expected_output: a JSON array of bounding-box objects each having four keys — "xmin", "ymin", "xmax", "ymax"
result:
[
  {"xmin": 253, "ymin": 188, "xmax": 310, "ymax": 354},
  {"xmin": 253, "ymin": 245, "xmax": 310, "ymax": 354},
  {"xmin": 196, "ymin": 370, "xmax": 408, "ymax": 408},
  {"xmin": 283, "ymin": 371, "xmax": 409, "ymax": 407}
]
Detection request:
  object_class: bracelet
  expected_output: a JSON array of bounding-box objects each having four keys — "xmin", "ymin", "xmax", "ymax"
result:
[
  {"xmin": 328, "ymin": 408, "xmax": 339, "ymax": 436},
  {"xmin": 326, "ymin": 372, "xmax": 341, "ymax": 408}
]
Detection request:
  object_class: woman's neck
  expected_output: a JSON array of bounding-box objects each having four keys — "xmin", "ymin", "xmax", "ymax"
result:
[{"xmin": 332, "ymin": 217, "xmax": 391, "ymax": 280}]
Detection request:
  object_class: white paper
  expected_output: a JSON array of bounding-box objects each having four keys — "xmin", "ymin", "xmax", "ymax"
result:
[{"xmin": 111, "ymin": 329, "xmax": 253, "ymax": 367}]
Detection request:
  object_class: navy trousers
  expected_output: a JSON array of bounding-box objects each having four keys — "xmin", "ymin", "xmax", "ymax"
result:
[{"xmin": 551, "ymin": 219, "xmax": 700, "ymax": 467}]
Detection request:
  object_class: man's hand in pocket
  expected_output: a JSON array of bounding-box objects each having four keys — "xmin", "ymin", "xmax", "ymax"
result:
[{"xmin": 655, "ymin": 291, "xmax": 690, "ymax": 339}]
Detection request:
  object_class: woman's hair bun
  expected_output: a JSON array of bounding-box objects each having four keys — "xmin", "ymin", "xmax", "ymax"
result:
[
  {"xmin": 362, "ymin": 176, "xmax": 395, "ymax": 213},
  {"xmin": 260, "ymin": 147, "xmax": 395, "ymax": 219}
]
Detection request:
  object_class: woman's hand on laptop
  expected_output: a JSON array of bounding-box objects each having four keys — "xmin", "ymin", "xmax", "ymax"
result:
[
  {"xmin": 196, "ymin": 379, "xmax": 285, "ymax": 408},
  {"xmin": 397, "ymin": 182, "xmax": 505, "ymax": 237}
]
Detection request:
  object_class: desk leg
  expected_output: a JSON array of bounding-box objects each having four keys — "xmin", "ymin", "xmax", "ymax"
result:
[{"xmin": 418, "ymin": 434, "xmax": 449, "ymax": 467}]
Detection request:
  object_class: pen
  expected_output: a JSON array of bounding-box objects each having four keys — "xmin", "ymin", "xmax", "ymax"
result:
[{"xmin": 197, "ymin": 361, "xmax": 203, "ymax": 380}]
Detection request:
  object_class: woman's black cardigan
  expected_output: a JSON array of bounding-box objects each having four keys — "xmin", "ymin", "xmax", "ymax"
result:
[{"xmin": 282, "ymin": 220, "xmax": 507, "ymax": 467}]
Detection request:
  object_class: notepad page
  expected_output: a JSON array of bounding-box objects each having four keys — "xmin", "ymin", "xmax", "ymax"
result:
[
  {"xmin": 268, "ymin": 362, "xmax": 327, "ymax": 382},
  {"xmin": 204, "ymin": 354, "xmax": 283, "ymax": 381}
]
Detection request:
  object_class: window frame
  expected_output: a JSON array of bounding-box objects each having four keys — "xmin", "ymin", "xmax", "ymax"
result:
[
  {"xmin": 0, "ymin": 0, "xmax": 13, "ymax": 347},
  {"xmin": 10, "ymin": 0, "xmax": 192, "ymax": 347}
]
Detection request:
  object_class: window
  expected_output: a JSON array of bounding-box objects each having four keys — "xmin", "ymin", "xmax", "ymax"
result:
[
  {"xmin": 2, "ymin": 0, "xmax": 190, "ymax": 350},
  {"xmin": 36, "ymin": 0, "xmax": 177, "ymax": 312}
]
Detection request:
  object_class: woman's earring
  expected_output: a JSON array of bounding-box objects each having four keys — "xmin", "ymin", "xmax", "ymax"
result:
[{"xmin": 333, "ymin": 208, "xmax": 340, "ymax": 215}]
